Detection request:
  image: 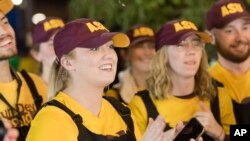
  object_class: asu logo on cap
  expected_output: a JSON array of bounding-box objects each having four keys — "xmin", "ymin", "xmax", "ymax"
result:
[
  {"xmin": 156, "ymin": 19, "xmax": 211, "ymax": 50},
  {"xmin": 206, "ymin": 0, "xmax": 250, "ymax": 30},
  {"xmin": 221, "ymin": 3, "xmax": 244, "ymax": 17},
  {"xmin": 43, "ymin": 19, "xmax": 64, "ymax": 32},
  {"xmin": 174, "ymin": 20, "xmax": 198, "ymax": 32},
  {"xmin": 32, "ymin": 17, "xmax": 65, "ymax": 45},
  {"xmin": 86, "ymin": 21, "xmax": 109, "ymax": 32}
]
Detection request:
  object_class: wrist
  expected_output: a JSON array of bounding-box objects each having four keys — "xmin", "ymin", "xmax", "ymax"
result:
[{"xmin": 215, "ymin": 127, "xmax": 225, "ymax": 141}]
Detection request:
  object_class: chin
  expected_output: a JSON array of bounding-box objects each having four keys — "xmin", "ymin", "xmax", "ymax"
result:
[{"xmin": 100, "ymin": 79, "xmax": 115, "ymax": 86}]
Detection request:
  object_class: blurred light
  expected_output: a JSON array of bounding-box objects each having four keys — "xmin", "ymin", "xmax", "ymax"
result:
[
  {"xmin": 12, "ymin": 0, "xmax": 23, "ymax": 5},
  {"xmin": 32, "ymin": 13, "xmax": 46, "ymax": 24}
]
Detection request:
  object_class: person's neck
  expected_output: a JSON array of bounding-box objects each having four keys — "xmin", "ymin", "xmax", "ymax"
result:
[
  {"xmin": 63, "ymin": 82, "xmax": 104, "ymax": 116},
  {"xmin": 0, "ymin": 61, "xmax": 13, "ymax": 83},
  {"xmin": 170, "ymin": 75, "xmax": 195, "ymax": 97},
  {"xmin": 41, "ymin": 64, "xmax": 52, "ymax": 85},
  {"xmin": 218, "ymin": 55, "xmax": 250, "ymax": 75},
  {"xmin": 130, "ymin": 68, "xmax": 149, "ymax": 89}
]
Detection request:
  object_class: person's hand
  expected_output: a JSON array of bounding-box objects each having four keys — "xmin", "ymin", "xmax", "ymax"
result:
[
  {"xmin": 193, "ymin": 101, "xmax": 225, "ymax": 141},
  {"xmin": 169, "ymin": 122, "xmax": 203, "ymax": 141},
  {"xmin": 142, "ymin": 115, "xmax": 166, "ymax": 141},
  {"xmin": 2, "ymin": 120, "xmax": 19, "ymax": 141}
]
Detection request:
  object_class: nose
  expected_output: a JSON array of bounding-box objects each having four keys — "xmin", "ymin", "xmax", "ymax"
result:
[
  {"xmin": 235, "ymin": 30, "xmax": 246, "ymax": 43},
  {"xmin": 185, "ymin": 42, "xmax": 196, "ymax": 51},
  {"xmin": 103, "ymin": 45, "xmax": 117, "ymax": 60},
  {"xmin": 184, "ymin": 42, "xmax": 196, "ymax": 55},
  {"xmin": 143, "ymin": 44, "xmax": 155, "ymax": 56}
]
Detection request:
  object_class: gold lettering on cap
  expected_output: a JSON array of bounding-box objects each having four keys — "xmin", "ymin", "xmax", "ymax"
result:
[
  {"xmin": 221, "ymin": 3, "xmax": 243, "ymax": 17},
  {"xmin": 174, "ymin": 21, "xmax": 197, "ymax": 32},
  {"xmin": 133, "ymin": 27, "xmax": 154, "ymax": 37},
  {"xmin": 86, "ymin": 21, "xmax": 109, "ymax": 32},
  {"xmin": 43, "ymin": 19, "xmax": 64, "ymax": 31}
]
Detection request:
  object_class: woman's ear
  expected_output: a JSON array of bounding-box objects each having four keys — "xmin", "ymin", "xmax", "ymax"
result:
[
  {"xmin": 30, "ymin": 49, "xmax": 42, "ymax": 62},
  {"xmin": 205, "ymin": 29, "xmax": 216, "ymax": 45},
  {"xmin": 60, "ymin": 56, "xmax": 75, "ymax": 71}
]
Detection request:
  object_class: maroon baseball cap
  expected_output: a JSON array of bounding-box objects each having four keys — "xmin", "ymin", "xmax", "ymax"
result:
[
  {"xmin": 126, "ymin": 25, "xmax": 155, "ymax": 47},
  {"xmin": 32, "ymin": 17, "xmax": 64, "ymax": 45},
  {"xmin": 0, "ymin": 0, "xmax": 14, "ymax": 15},
  {"xmin": 206, "ymin": 0, "xmax": 250, "ymax": 30},
  {"xmin": 156, "ymin": 19, "xmax": 212, "ymax": 50},
  {"xmin": 54, "ymin": 18, "xmax": 130, "ymax": 60}
]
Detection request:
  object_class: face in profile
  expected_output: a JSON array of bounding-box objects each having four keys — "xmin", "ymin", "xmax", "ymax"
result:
[
  {"xmin": 31, "ymin": 33, "xmax": 57, "ymax": 67},
  {"xmin": 167, "ymin": 34, "xmax": 203, "ymax": 78},
  {"xmin": 0, "ymin": 11, "xmax": 17, "ymax": 61},
  {"xmin": 129, "ymin": 40, "xmax": 155, "ymax": 73},
  {"xmin": 214, "ymin": 18, "xmax": 250, "ymax": 63},
  {"xmin": 68, "ymin": 41, "xmax": 118, "ymax": 86}
]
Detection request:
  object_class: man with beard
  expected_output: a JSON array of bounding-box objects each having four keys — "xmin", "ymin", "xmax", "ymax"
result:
[
  {"xmin": 0, "ymin": 0, "xmax": 47, "ymax": 140},
  {"xmin": 206, "ymin": 0, "xmax": 250, "ymax": 124}
]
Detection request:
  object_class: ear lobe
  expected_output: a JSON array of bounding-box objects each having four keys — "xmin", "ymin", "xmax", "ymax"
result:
[
  {"xmin": 60, "ymin": 56, "xmax": 75, "ymax": 70},
  {"xmin": 30, "ymin": 49, "xmax": 42, "ymax": 62}
]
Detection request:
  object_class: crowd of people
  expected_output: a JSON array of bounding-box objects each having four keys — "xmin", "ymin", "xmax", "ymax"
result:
[{"xmin": 1, "ymin": 0, "xmax": 250, "ymax": 141}]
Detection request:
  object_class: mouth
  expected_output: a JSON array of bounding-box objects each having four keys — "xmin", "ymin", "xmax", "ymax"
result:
[
  {"xmin": 184, "ymin": 60, "xmax": 196, "ymax": 65},
  {"xmin": 0, "ymin": 39, "xmax": 12, "ymax": 48},
  {"xmin": 99, "ymin": 63, "xmax": 113, "ymax": 72},
  {"xmin": 231, "ymin": 42, "xmax": 248, "ymax": 50},
  {"xmin": 139, "ymin": 58, "xmax": 152, "ymax": 63}
]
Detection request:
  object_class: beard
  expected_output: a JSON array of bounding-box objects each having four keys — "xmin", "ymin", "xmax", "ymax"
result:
[{"xmin": 215, "ymin": 39, "xmax": 250, "ymax": 63}]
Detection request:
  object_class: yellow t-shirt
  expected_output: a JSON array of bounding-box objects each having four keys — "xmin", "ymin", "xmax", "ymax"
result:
[
  {"xmin": 26, "ymin": 92, "xmax": 141, "ymax": 141},
  {"xmin": 129, "ymin": 90, "xmax": 235, "ymax": 135},
  {"xmin": 0, "ymin": 72, "xmax": 47, "ymax": 127},
  {"xmin": 209, "ymin": 62, "xmax": 250, "ymax": 103}
]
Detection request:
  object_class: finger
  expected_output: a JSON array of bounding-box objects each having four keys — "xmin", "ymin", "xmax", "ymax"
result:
[
  {"xmin": 2, "ymin": 119, "xmax": 11, "ymax": 130},
  {"xmin": 8, "ymin": 128, "xmax": 19, "ymax": 139},
  {"xmin": 199, "ymin": 101, "xmax": 209, "ymax": 112},
  {"xmin": 175, "ymin": 121, "xmax": 184, "ymax": 133},
  {"xmin": 197, "ymin": 136, "xmax": 203, "ymax": 141},
  {"xmin": 147, "ymin": 118, "xmax": 154, "ymax": 128}
]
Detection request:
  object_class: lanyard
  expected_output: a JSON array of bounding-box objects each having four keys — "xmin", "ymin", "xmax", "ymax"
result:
[{"xmin": 0, "ymin": 67, "xmax": 22, "ymax": 125}]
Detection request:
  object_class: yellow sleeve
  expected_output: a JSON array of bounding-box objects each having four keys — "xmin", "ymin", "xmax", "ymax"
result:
[
  {"xmin": 128, "ymin": 95, "xmax": 148, "ymax": 135},
  {"xmin": 27, "ymin": 73, "xmax": 48, "ymax": 103},
  {"xmin": 218, "ymin": 87, "xmax": 236, "ymax": 135},
  {"xmin": 26, "ymin": 106, "xmax": 78, "ymax": 141}
]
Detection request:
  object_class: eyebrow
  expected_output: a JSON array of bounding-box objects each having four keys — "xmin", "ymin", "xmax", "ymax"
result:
[
  {"xmin": 243, "ymin": 20, "xmax": 250, "ymax": 25},
  {"xmin": 0, "ymin": 16, "xmax": 7, "ymax": 21}
]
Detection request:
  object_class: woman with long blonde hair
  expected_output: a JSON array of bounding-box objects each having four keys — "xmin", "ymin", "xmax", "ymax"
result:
[{"xmin": 129, "ymin": 19, "xmax": 236, "ymax": 141}]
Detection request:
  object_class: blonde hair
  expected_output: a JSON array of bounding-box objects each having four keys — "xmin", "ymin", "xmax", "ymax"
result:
[
  {"xmin": 146, "ymin": 46, "xmax": 215, "ymax": 100},
  {"xmin": 48, "ymin": 52, "xmax": 74, "ymax": 99}
]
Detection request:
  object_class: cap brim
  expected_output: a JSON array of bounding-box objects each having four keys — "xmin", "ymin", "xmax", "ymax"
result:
[
  {"xmin": 110, "ymin": 32, "xmax": 130, "ymax": 48},
  {"xmin": 0, "ymin": 0, "xmax": 14, "ymax": 15},
  {"xmin": 78, "ymin": 32, "xmax": 130, "ymax": 48},
  {"xmin": 196, "ymin": 32, "xmax": 212, "ymax": 43},
  {"xmin": 180, "ymin": 31, "xmax": 212, "ymax": 44},
  {"xmin": 130, "ymin": 37, "xmax": 155, "ymax": 47}
]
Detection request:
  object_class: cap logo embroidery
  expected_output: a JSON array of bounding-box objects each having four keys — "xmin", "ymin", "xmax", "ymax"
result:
[
  {"xmin": 133, "ymin": 27, "xmax": 154, "ymax": 37},
  {"xmin": 221, "ymin": 3, "xmax": 243, "ymax": 17},
  {"xmin": 43, "ymin": 19, "xmax": 64, "ymax": 32},
  {"xmin": 174, "ymin": 21, "xmax": 197, "ymax": 32},
  {"xmin": 86, "ymin": 21, "xmax": 109, "ymax": 32}
]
